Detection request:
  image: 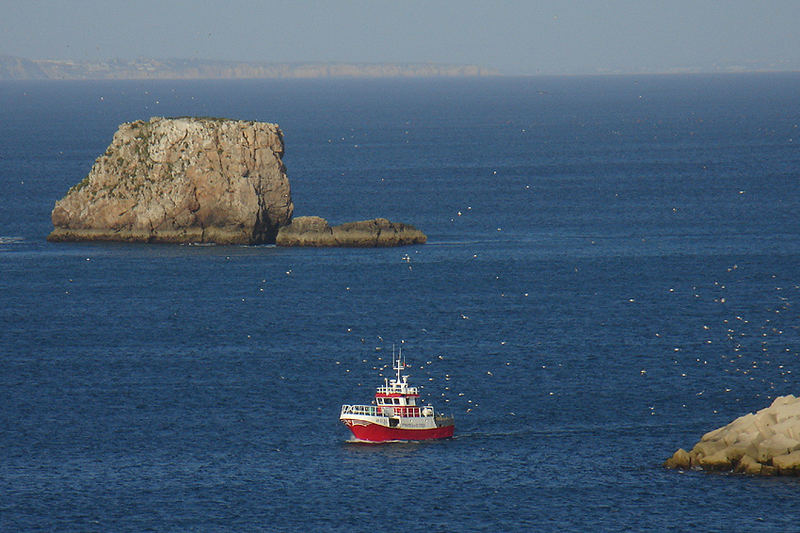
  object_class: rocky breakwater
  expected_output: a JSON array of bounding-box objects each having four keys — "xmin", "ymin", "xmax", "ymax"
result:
[
  {"xmin": 665, "ymin": 395, "xmax": 800, "ymax": 475},
  {"xmin": 276, "ymin": 216, "xmax": 426, "ymax": 247},
  {"xmin": 48, "ymin": 117, "xmax": 293, "ymax": 244}
]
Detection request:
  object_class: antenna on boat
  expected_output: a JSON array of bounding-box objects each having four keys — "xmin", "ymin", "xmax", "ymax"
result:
[{"xmin": 390, "ymin": 342, "xmax": 406, "ymax": 384}]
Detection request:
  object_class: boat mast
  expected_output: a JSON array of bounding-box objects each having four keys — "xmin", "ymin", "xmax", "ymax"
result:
[{"xmin": 397, "ymin": 344, "xmax": 402, "ymax": 383}]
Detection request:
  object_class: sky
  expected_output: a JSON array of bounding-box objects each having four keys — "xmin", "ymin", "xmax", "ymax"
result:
[{"xmin": 2, "ymin": 0, "xmax": 800, "ymax": 75}]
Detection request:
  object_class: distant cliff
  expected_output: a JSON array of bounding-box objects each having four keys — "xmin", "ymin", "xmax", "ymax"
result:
[
  {"xmin": 0, "ymin": 55, "xmax": 48, "ymax": 79},
  {"xmin": 0, "ymin": 55, "xmax": 498, "ymax": 80}
]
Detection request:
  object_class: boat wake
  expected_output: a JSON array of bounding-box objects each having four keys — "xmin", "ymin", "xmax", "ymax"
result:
[{"xmin": 345, "ymin": 437, "xmax": 410, "ymax": 445}]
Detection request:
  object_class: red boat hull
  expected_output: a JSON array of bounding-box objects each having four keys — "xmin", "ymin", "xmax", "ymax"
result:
[{"xmin": 346, "ymin": 422, "xmax": 454, "ymax": 442}]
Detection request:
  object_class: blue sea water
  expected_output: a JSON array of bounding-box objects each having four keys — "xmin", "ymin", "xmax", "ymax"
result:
[{"xmin": 1, "ymin": 74, "xmax": 799, "ymax": 531}]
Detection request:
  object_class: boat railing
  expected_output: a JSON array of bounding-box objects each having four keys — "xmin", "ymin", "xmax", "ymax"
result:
[
  {"xmin": 341, "ymin": 404, "xmax": 381, "ymax": 417},
  {"xmin": 375, "ymin": 385, "xmax": 419, "ymax": 395},
  {"xmin": 341, "ymin": 404, "xmax": 435, "ymax": 418}
]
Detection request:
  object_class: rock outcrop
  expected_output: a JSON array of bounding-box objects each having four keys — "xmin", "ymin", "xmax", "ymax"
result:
[
  {"xmin": 48, "ymin": 117, "xmax": 293, "ymax": 244},
  {"xmin": 48, "ymin": 116, "xmax": 427, "ymax": 247},
  {"xmin": 665, "ymin": 395, "xmax": 800, "ymax": 475},
  {"xmin": 276, "ymin": 216, "xmax": 427, "ymax": 247}
]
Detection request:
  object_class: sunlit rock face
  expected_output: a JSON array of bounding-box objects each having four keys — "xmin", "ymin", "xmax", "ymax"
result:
[
  {"xmin": 665, "ymin": 395, "xmax": 800, "ymax": 475},
  {"xmin": 48, "ymin": 117, "xmax": 293, "ymax": 244}
]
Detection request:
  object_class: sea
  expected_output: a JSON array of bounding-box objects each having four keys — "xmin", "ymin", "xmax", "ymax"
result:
[{"xmin": 1, "ymin": 73, "xmax": 799, "ymax": 531}]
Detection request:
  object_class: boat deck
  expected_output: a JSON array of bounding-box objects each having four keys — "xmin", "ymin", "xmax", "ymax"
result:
[{"xmin": 341, "ymin": 404, "xmax": 434, "ymax": 418}]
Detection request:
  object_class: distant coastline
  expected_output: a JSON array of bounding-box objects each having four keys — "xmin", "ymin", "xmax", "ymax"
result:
[{"xmin": 0, "ymin": 55, "xmax": 498, "ymax": 80}]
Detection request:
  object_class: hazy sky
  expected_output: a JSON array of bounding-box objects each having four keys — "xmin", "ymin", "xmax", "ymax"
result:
[{"xmin": 2, "ymin": 0, "xmax": 799, "ymax": 75}]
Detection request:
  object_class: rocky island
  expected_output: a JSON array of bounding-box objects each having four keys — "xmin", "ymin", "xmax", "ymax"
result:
[
  {"xmin": 665, "ymin": 394, "xmax": 800, "ymax": 475},
  {"xmin": 48, "ymin": 117, "xmax": 425, "ymax": 247}
]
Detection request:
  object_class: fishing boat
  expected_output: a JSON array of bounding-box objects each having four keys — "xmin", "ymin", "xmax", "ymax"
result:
[{"xmin": 340, "ymin": 348, "xmax": 455, "ymax": 442}]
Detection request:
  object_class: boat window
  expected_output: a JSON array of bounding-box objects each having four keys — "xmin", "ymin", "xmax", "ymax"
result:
[{"xmin": 394, "ymin": 398, "xmax": 400, "ymax": 404}]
